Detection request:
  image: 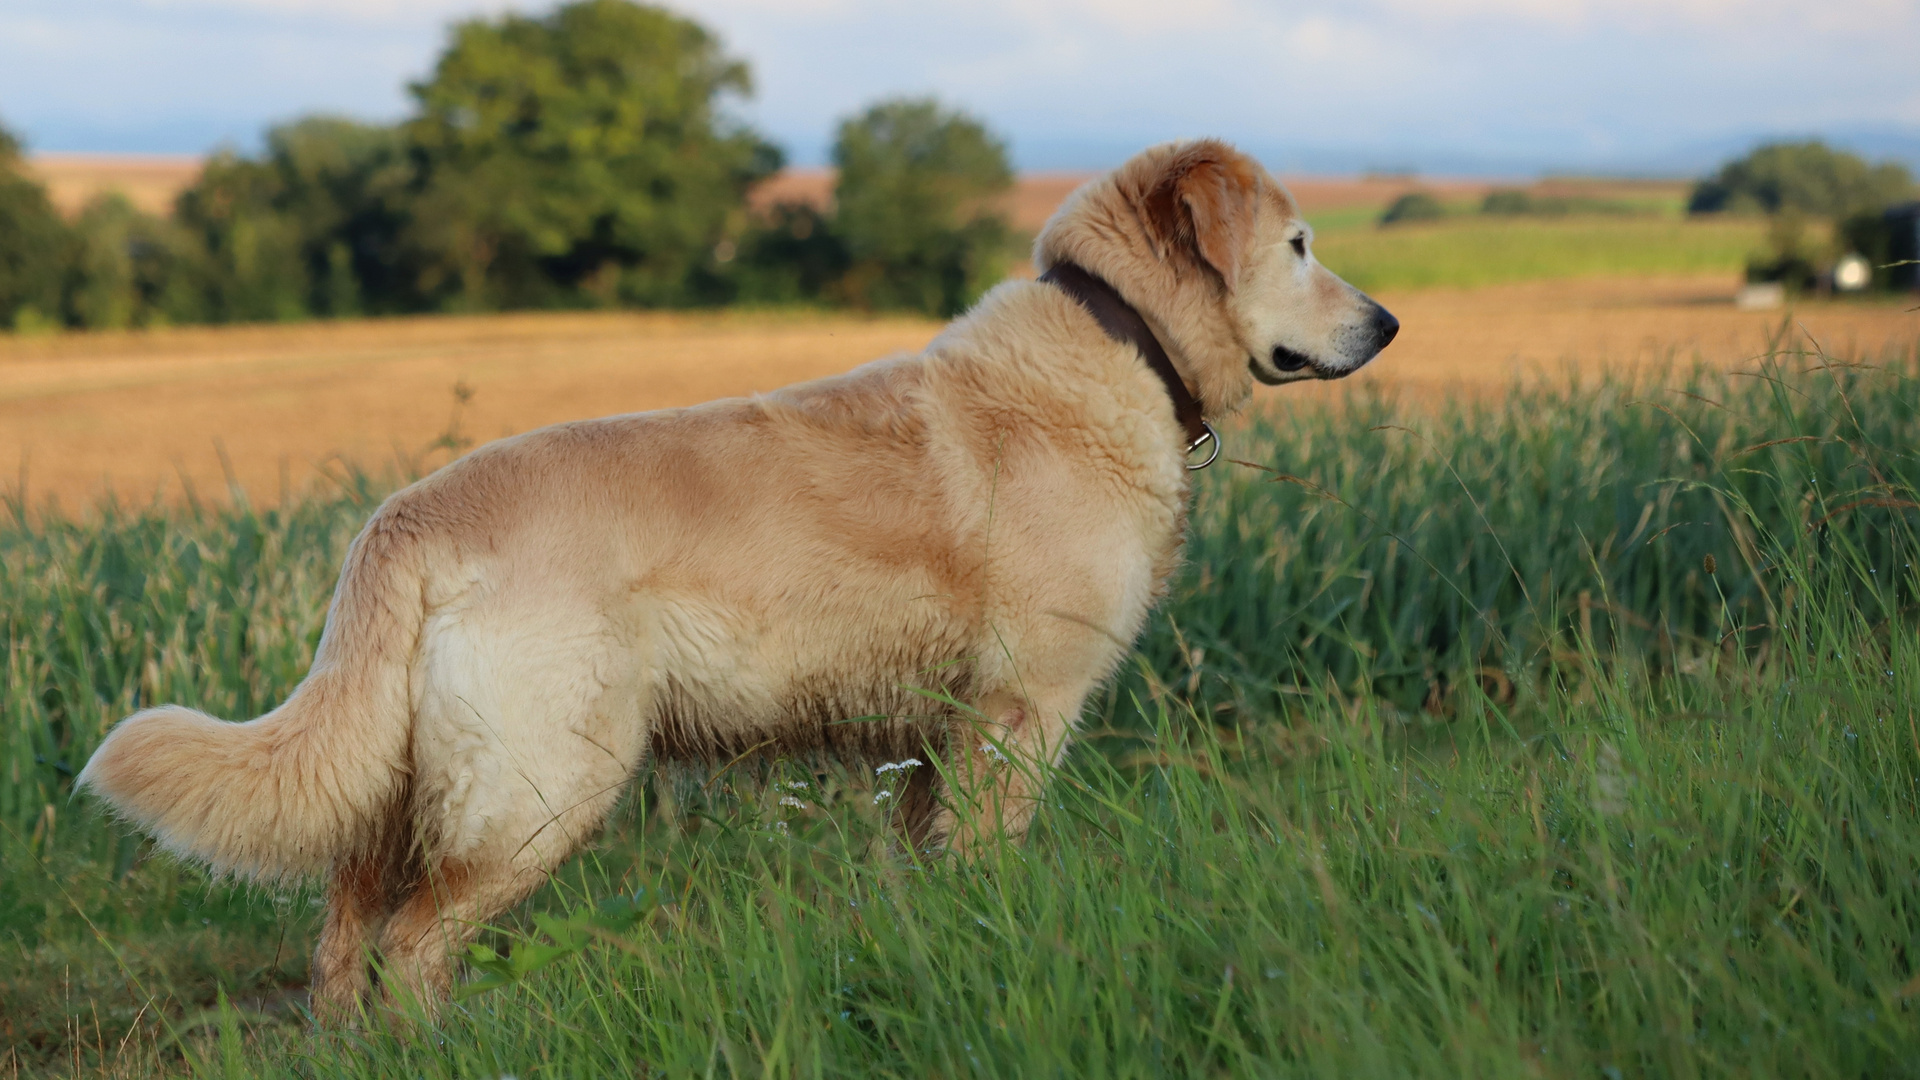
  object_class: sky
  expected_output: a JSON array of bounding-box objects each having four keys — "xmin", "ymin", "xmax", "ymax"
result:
[{"xmin": 2, "ymin": 0, "xmax": 1917, "ymax": 176}]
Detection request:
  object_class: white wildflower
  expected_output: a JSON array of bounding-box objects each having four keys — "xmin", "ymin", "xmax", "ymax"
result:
[
  {"xmin": 979, "ymin": 741, "xmax": 1009, "ymax": 764},
  {"xmin": 874, "ymin": 789, "xmax": 893, "ymax": 804},
  {"xmin": 779, "ymin": 795, "xmax": 807, "ymax": 810},
  {"xmin": 875, "ymin": 758, "xmax": 923, "ymax": 775}
]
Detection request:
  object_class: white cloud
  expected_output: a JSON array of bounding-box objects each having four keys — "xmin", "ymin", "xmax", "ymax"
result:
[
  {"xmin": 1044, "ymin": 0, "xmax": 1245, "ymax": 35},
  {"xmin": 1285, "ymin": 15, "xmax": 1381, "ymax": 61}
]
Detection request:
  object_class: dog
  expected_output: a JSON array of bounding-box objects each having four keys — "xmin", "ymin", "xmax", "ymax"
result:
[{"xmin": 78, "ymin": 138, "xmax": 1397, "ymax": 1019}]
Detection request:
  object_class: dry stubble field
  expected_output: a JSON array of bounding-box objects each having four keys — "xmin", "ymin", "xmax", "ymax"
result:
[{"xmin": 2, "ymin": 274, "xmax": 1916, "ymax": 512}]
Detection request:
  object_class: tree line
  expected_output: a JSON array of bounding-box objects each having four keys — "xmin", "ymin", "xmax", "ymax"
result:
[{"xmin": 0, "ymin": 0, "xmax": 1014, "ymax": 333}]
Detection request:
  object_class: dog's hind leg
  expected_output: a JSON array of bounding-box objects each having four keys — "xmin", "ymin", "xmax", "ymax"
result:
[
  {"xmin": 375, "ymin": 610, "xmax": 649, "ymax": 1010},
  {"xmin": 309, "ymin": 850, "xmax": 390, "ymax": 1025},
  {"xmin": 311, "ymin": 816, "xmax": 417, "ymax": 1025},
  {"xmin": 373, "ymin": 782, "xmax": 644, "ymax": 1011},
  {"xmin": 371, "ymin": 854, "xmax": 498, "ymax": 1011}
]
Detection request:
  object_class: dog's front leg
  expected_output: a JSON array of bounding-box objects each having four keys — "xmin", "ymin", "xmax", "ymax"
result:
[{"xmin": 929, "ymin": 687, "xmax": 1084, "ymax": 855}]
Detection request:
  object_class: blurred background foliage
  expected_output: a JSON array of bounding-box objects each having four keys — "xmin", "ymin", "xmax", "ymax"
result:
[
  {"xmin": 829, "ymin": 98, "xmax": 1013, "ymax": 315},
  {"xmin": 0, "ymin": 127, "xmax": 70, "ymax": 332},
  {"xmin": 1365, "ymin": 140, "xmax": 1917, "ymax": 297},
  {"xmin": 1687, "ymin": 139, "xmax": 1913, "ymax": 219},
  {"xmin": 1685, "ymin": 140, "xmax": 1917, "ymax": 292},
  {"xmin": 0, "ymin": 0, "xmax": 1013, "ymax": 331}
]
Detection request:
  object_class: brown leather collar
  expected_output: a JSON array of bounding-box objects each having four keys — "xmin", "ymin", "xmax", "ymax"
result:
[{"xmin": 1039, "ymin": 261, "xmax": 1217, "ymax": 467}]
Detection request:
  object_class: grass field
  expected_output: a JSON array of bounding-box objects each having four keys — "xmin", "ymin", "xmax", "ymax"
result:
[
  {"xmin": 5, "ymin": 335, "xmax": 1919, "ymax": 1077},
  {"xmin": 1311, "ymin": 216, "xmax": 1769, "ymax": 293}
]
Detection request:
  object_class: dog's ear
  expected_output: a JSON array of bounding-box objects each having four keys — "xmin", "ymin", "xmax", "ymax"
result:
[{"xmin": 1141, "ymin": 142, "xmax": 1261, "ymax": 290}]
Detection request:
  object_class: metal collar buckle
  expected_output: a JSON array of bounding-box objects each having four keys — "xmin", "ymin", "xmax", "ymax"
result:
[{"xmin": 1186, "ymin": 420, "xmax": 1220, "ymax": 471}]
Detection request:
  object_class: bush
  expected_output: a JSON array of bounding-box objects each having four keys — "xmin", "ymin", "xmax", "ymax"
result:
[
  {"xmin": 1480, "ymin": 189, "xmax": 1532, "ymax": 215},
  {"xmin": 831, "ymin": 97, "xmax": 1013, "ymax": 316},
  {"xmin": 1743, "ymin": 209, "xmax": 1823, "ymax": 290},
  {"xmin": 1379, "ymin": 191, "xmax": 1445, "ymax": 226}
]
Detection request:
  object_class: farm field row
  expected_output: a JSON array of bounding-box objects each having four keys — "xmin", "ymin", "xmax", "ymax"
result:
[{"xmin": 2, "ymin": 273, "xmax": 1914, "ymax": 512}]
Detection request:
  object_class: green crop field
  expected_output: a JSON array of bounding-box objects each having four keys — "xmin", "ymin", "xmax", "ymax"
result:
[
  {"xmin": 5, "ymin": 336, "xmax": 1920, "ymax": 1077},
  {"xmin": 1310, "ymin": 214, "xmax": 1770, "ymax": 293}
]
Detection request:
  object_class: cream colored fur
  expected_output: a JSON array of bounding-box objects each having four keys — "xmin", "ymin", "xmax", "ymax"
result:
[{"xmin": 78, "ymin": 139, "xmax": 1396, "ymax": 1020}]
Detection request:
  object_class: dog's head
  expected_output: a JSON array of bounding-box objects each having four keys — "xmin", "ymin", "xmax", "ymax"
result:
[{"xmin": 1035, "ymin": 140, "xmax": 1398, "ymax": 412}]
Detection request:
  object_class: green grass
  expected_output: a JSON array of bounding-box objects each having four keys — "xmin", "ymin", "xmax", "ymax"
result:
[
  {"xmin": 5, "ymin": 339, "xmax": 1920, "ymax": 1076},
  {"xmin": 1310, "ymin": 215, "xmax": 1768, "ymax": 292}
]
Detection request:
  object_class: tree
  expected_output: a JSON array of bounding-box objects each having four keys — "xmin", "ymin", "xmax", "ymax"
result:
[
  {"xmin": 0, "ymin": 122, "xmax": 70, "ymax": 331},
  {"xmin": 261, "ymin": 117, "xmax": 409, "ymax": 316},
  {"xmin": 831, "ymin": 98, "xmax": 1012, "ymax": 316},
  {"xmin": 62, "ymin": 194, "xmax": 205, "ymax": 329},
  {"xmin": 173, "ymin": 149, "xmax": 314, "ymax": 323},
  {"xmin": 730, "ymin": 203, "xmax": 850, "ymax": 306},
  {"xmin": 399, "ymin": 0, "xmax": 779, "ymax": 310},
  {"xmin": 1688, "ymin": 141, "xmax": 1914, "ymax": 218},
  {"xmin": 1693, "ymin": 141, "xmax": 1918, "ymax": 292},
  {"xmin": 172, "ymin": 116, "xmax": 405, "ymax": 323}
]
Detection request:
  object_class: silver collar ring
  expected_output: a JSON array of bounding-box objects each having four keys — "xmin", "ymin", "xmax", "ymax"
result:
[{"xmin": 1186, "ymin": 420, "xmax": 1221, "ymax": 471}]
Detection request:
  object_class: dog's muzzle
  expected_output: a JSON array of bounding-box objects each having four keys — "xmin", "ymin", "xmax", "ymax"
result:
[{"xmin": 1257, "ymin": 302, "xmax": 1401, "ymax": 383}]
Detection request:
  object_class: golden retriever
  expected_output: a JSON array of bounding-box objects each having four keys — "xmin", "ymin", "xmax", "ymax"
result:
[{"xmin": 79, "ymin": 138, "xmax": 1397, "ymax": 1019}]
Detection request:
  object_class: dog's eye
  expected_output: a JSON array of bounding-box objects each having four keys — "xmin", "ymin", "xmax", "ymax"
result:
[{"xmin": 1289, "ymin": 236, "xmax": 1307, "ymax": 258}]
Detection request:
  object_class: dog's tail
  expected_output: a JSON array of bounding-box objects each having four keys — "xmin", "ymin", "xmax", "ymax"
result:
[{"xmin": 78, "ymin": 508, "xmax": 429, "ymax": 881}]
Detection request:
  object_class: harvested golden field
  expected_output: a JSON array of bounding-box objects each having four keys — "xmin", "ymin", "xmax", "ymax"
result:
[
  {"xmin": 3, "ymin": 273, "xmax": 1913, "ymax": 513},
  {"xmin": 24, "ymin": 153, "xmax": 203, "ymax": 217},
  {"xmin": 0, "ymin": 311, "xmax": 938, "ymax": 513}
]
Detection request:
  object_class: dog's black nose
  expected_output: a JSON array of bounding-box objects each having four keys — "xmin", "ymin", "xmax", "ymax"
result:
[{"xmin": 1368, "ymin": 304, "xmax": 1400, "ymax": 351}]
